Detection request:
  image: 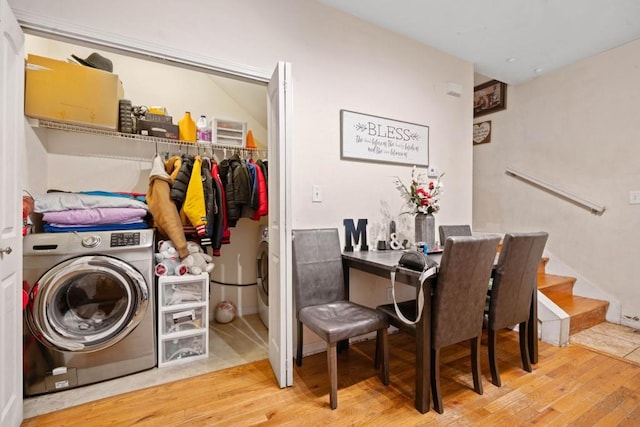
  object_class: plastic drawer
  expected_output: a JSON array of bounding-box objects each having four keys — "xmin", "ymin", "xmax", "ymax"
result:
[
  {"xmin": 159, "ymin": 275, "xmax": 207, "ymax": 307},
  {"xmin": 159, "ymin": 332, "xmax": 207, "ymax": 366},
  {"xmin": 161, "ymin": 306, "xmax": 206, "ymax": 335}
]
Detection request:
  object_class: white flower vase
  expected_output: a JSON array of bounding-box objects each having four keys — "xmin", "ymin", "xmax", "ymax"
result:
[{"xmin": 414, "ymin": 213, "xmax": 435, "ymax": 251}]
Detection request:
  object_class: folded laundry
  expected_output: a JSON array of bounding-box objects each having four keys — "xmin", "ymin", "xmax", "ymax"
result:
[
  {"xmin": 43, "ymin": 222, "xmax": 149, "ymax": 233},
  {"xmin": 42, "ymin": 207, "xmax": 147, "ymax": 225},
  {"xmin": 46, "ymin": 218, "xmax": 145, "ymax": 228},
  {"xmin": 35, "ymin": 192, "xmax": 148, "ymax": 213}
]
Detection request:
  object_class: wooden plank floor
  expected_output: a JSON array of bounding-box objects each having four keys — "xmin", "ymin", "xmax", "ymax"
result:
[{"xmin": 23, "ymin": 331, "xmax": 640, "ymax": 426}]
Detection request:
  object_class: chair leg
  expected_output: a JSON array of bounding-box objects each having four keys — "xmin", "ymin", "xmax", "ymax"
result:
[
  {"xmin": 431, "ymin": 347, "xmax": 443, "ymax": 414},
  {"xmin": 488, "ymin": 328, "xmax": 501, "ymax": 387},
  {"xmin": 470, "ymin": 336, "xmax": 483, "ymax": 395},
  {"xmin": 327, "ymin": 342, "xmax": 338, "ymax": 410},
  {"xmin": 377, "ymin": 328, "xmax": 389, "ymax": 386},
  {"xmin": 519, "ymin": 321, "xmax": 532, "ymax": 372},
  {"xmin": 374, "ymin": 333, "xmax": 380, "ymax": 369},
  {"xmin": 296, "ymin": 321, "xmax": 303, "ymax": 367}
]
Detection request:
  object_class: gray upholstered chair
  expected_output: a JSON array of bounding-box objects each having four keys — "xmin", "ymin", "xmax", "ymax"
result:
[
  {"xmin": 292, "ymin": 228, "xmax": 389, "ymax": 410},
  {"xmin": 438, "ymin": 224, "xmax": 472, "ymax": 247},
  {"xmin": 375, "ymin": 225, "xmax": 474, "ymax": 335},
  {"xmin": 486, "ymin": 231, "xmax": 548, "ymax": 387},
  {"xmin": 377, "ymin": 235, "xmax": 500, "ymax": 413}
]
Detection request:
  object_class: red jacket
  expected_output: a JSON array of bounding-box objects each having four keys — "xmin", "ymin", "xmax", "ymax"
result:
[{"xmin": 250, "ymin": 159, "xmax": 268, "ymax": 220}]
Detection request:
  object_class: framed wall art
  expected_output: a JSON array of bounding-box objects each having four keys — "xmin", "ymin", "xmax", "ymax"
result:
[
  {"xmin": 473, "ymin": 120, "xmax": 492, "ymax": 145},
  {"xmin": 340, "ymin": 109, "xmax": 429, "ymax": 166},
  {"xmin": 473, "ymin": 79, "xmax": 507, "ymax": 118}
]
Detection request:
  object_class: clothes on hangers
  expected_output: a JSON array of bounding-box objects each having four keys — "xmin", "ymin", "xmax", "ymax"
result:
[{"xmin": 146, "ymin": 147, "xmax": 268, "ymax": 258}]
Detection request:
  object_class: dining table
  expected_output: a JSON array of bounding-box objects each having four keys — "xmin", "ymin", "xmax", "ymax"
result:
[{"xmin": 341, "ymin": 249, "xmax": 538, "ymax": 414}]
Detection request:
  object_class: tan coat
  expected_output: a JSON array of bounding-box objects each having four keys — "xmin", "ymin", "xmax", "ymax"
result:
[{"xmin": 147, "ymin": 154, "xmax": 188, "ymax": 258}]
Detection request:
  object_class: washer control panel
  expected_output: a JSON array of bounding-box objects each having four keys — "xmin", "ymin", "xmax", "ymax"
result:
[{"xmin": 110, "ymin": 232, "xmax": 141, "ymax": 247}]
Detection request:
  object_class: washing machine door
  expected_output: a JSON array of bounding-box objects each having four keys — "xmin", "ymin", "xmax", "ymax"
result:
[{"xmin": 26, "ymin": 255, "xmax": 149, "ymax": 353}]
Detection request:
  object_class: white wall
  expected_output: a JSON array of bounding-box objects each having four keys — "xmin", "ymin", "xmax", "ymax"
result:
[
  {"xmin": 473, "ymin": 39, "xmax": 640, "ymax": 327},
  {"xmin": 12, "ymin": 0, "xmax": 475, "ymax": 347}
]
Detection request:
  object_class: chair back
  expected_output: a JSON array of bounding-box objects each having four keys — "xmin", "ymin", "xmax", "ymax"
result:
[
  {"xmin": 432, "ymin": 235, "xmax": 500, "ymax": 348},
  {"xmin": 292, "ymin": 228, "xmax": 345, "ymax": 316},
  {"xmin": 438, "ymin": 225, "xmax": 472, "ymax": 246},
  {"xmin": 488, "ymin": 232, "xmax": 548, "ymax": 330}
]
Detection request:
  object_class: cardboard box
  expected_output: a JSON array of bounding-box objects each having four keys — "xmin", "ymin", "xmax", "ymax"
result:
[{"xmin": 25, "ymin": 54, "xmax": 125, "ymax": 130}]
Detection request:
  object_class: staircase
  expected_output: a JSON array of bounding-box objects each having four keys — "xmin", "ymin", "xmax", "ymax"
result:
[{"xmin": 537, "ymin": 257, "xmax": 609, "ymax": 335}]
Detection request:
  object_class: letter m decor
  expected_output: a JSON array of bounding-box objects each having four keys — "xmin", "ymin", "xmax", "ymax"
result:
[{"xmin": 343, "ymin": 218, "xmax": 368, "ymax": 252}]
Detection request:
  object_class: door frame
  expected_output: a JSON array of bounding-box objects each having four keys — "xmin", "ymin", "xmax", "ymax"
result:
[
  {"xmin": 1, "ymin": 0, "xmax": 25, "ymax": 425},
  {"xmin": 13, "ymin": 10, "xmax": 272, "ymax": 84},
  {"xmin": 12, "ymin": 9, "xmax": 293, "ymax": 387}
]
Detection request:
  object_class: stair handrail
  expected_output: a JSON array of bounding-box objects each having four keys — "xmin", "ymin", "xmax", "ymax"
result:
[{"xmin": 505, "ymin": 167, "xmax": 606, "ymax": 215}]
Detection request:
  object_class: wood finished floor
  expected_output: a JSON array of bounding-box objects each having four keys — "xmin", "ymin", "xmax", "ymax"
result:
[{"xmin": 23, "ymin": 330, "xmax": 640, "ymax": 426}]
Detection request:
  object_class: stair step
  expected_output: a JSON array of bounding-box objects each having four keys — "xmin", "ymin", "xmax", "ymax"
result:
[
  {"xmin": 538, "ymin": 273, "xmax": 576, "ymax": 295},
  {"xmin": 542, "ymin": 290, "xmax": 609, "ymax": 335}
]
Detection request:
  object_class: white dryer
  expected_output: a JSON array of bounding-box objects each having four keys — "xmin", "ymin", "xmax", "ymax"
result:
[
  {"xmin": 22, "ymin": 229, "xmax": 156, "ymax": 396},
  {"xmin": 256, "ymin": 226, "xmax": 269, "ymax": 328}
]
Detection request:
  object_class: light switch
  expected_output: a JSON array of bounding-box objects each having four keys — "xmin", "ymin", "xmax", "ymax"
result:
[
  {"xmin": 312, "ymin": 185, "xmax": 322, "ymax": 203},
  {"xmin": 630, "ymin": 191, "xmax": 640, "ymax": 205},
  {"xmin": 427, "ymin": 166, "xmax": 438, "ymax": 178}
]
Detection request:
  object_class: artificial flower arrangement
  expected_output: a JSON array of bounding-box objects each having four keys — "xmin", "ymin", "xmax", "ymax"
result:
[{"xmin": 393, "ymin": 166, "xmax": 444, "ymax": 215}]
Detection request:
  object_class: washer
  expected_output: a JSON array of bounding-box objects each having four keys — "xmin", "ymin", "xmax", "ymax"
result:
[
  {"xmin": 23, "ymin": 229, "xmax": 156, "ymax": 397},
  {"xmin": 256, "ymin": 226, "xmax": 269, "ymax": 329}
]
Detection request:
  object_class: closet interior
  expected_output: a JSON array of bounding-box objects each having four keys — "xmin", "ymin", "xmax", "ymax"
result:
[{"xmin": 23, "ymin": 33, "xmax": 271, "ymax": 417}]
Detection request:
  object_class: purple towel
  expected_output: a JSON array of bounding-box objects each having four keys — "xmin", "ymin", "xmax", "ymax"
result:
[{"xmin": 42, "ymin": 207, "xmax": 147, "ymax": 225}]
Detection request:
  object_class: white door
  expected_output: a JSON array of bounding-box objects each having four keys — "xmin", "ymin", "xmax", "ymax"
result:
[
  {"xmin": 267, "ymin": 62, "xmax": 293, "ymax": 387},
  {"xmin": 0, "ymin": 0, "xmax": 24, "ymax": 425}
]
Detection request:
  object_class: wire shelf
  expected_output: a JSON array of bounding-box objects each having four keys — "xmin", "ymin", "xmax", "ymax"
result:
[{"xmin": 31, "ymin": 118, "xmax": 266, "ymax": 158}]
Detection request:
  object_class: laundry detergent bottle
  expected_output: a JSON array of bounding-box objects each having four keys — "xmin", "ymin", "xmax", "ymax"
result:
[
  {"xmin": 179, "ymin": 111, "xmax": 196, "ymax": 143},
  {"xmin": 196, "ymin": 114, "xmax": 211, "ymax": 143}
]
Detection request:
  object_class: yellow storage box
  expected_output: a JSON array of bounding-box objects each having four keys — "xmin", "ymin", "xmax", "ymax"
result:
[{"xmin": 25, "ymin": 54, "xmax": 125, "ymax": 130}]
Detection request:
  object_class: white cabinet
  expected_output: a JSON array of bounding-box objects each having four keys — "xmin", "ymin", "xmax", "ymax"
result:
[{"xmin": 157, "ymin": 273, "xmax": 209, "ymax": 367}]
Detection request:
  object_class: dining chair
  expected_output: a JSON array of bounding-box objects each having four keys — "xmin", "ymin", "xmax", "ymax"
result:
[
  {"xmin": 486, "ymin": 231, "xmax": 548, "ymax": 387},
  {"xmin": 438, "ymin": 224, "xmax": 472, "ymax": 247},
  {"xmin": 292, "ymin": 228, "xmax": 389, "ymax": 410},
  {"xmin": 377, "ymin": 235, "xmax": 500, "ymax": 413}
]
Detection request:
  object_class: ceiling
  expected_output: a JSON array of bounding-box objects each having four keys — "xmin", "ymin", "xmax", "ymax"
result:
[{"xmin": 317, "ymin": 0, "xmax": 640, "ymax": 85}]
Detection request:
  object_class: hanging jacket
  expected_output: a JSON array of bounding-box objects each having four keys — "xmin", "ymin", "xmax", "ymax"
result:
[
  {"xmin": 218, "ymin": 158, "xmax": 236, "ymax": 225},
  {"xmin": 242, "ymin": 160, "xmax": 258, "ymax": 219},
  {"xmin": 146, "ymin": 154, "xmax": 188, "ymax": 259},
  {"xmin": 230, "ymin": 154, "xmax": 252, "ymax": 206},
  {"xmin": 210, "ymin": 162, "xmax": 229, "ymax": 254},
  {"xmin": 250, "ymin": 158, "xmax": 268, "ymax": 219},
  {"xmin": 224, "ymin": 154, "xmax": 252, "ymax": 227},
  {"xmin": 179, "ymin": 156, "xmax": 207, "ymax": 236},
  {"xmin": 257, "ymin": 159, "xmax": 268, "ymax": 186},
  {"xmin": 169, "ymin": 154, "xmax": 194, "ymax": 212},
  {"xmin": 200, "ymin": 157, "xmax": 217, "ymax": 246}
]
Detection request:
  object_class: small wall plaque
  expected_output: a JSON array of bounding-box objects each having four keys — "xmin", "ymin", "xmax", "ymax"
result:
[{"xmin": 473, "ymin": 120, "xmax": 492, "ymax": 145}]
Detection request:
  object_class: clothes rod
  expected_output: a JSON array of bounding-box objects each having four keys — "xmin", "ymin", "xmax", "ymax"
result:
[{"xmin": 505, "ymin": 167, "xmax": 606, "ymax": 216}]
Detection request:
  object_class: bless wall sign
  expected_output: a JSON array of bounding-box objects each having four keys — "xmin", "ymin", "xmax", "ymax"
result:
[{"xmin": 340, "ymin": 109, "xmax": 429, "ymax": 166}]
